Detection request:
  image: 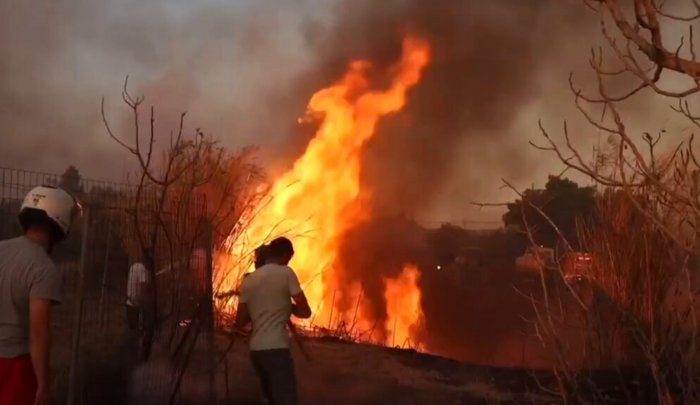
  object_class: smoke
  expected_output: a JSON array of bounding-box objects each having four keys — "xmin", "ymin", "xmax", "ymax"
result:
[
  {"xmin": 335, "ymin": 217, "xmax": 428, "ymax": 327},
  {"xmin": 0, "ymin": 0, "xmax": 327, "ymax": 179},
  {"xmin": 1, "ymin": 0, "xmax": 672, "ymax": 365},
  {"xmin": 287, "ymin": 0, "xmax": 604, "ymax": 363},
  {"xmin": 281, "ymin": 0, "xmax": 599, "ymax": 216},
  {"xmin": 0, "ymin": 0, "xmax": 173, "ymax": 177}
]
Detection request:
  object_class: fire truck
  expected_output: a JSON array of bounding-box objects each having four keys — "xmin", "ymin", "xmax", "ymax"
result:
[
  {"xmin": 514, "ymin": 246, "xmax": 555, "ymax": 273},
  {"xmin": 515, "ymin": 246, "xmax": 593, "ymax": 279},
  {"xmin": 561, "ymin": 251, "xmax": 594, "ymax": 281}
]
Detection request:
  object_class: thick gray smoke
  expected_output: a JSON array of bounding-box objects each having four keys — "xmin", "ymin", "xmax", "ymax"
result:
[
  {"xmin": 291, "ymin": 0, "xmax": 607, "ymax": 362},
  {"xmin": 309, "ymin": 0, "xmax": 664, "ymax": 363},
  {"xmin": 280, "ymin": 0, "xmax": 601, "ymax": 216},
  {"xmin": 0, "ymin": 0, "xmax": 327, "ymax": 179},
  {"xmin": 1, "ymin": 0, "xmax": 664, "ymax": 364}
]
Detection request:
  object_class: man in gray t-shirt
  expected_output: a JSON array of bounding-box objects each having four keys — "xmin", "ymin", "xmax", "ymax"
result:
[
  {"xmin": 0, "ymin": 237, "xmax": 63, "ymax": 357},
  {"xmin": 0, "ymin": 185, "xmax": 78, "ymax": 405}
]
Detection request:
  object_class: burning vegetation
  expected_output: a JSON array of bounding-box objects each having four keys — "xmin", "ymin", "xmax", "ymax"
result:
[
  {"xmin": 216, "ymin": 37, "xmax": 431, "ymax": 348},
  {"xmin": 8, "ymin": 0, "xmax": 700, "ymax": 403},
  {"xmin": 383, "ymin": 264, "xmax": 424, "ymax": 348},
  {"xmin": 210, "ymin": 0, "xmax": 596, "ymax": 363}
]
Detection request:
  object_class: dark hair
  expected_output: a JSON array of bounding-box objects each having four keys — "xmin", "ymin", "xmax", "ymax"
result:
[
  {"xmin": 254, "ymin": 244, "xmax": 269, "ymax": 269},
  {"xmin": 18, "ymin": 208, "xmax": 66, "ymax": 242},
  {"xmin": 267, "ymin": 237, "xmax": 294, "ymax": 258}
]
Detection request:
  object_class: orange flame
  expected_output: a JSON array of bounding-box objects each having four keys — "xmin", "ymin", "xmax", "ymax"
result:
[
  {"xmin": 218, "ymin": 37, "xmax": 431, "ymax": 332},
  {"xmin": 384, "ymin": 264, "xmax": 424, "ymax": 347}
]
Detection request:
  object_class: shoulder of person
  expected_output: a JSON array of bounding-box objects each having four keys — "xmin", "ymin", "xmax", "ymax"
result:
[
  {"xmin": 0, "ymin": 236, "xmax": 16, "ymax": 248},
  {"xmin": 33, "ymin": 256, "xmax": 58, "ymax": 276},
  {"xmin": 130, "ymin": 262, "xmax": 147, "ymax": 272},
  {"xmin": 239, "ymin": 272, "xmax": 254, "ymax": 292},
  {"xmin": 27, "ymin": 251, "xmax": 60, "ymax": 287},
  {"xmin": 31, "ymin": 244, "xmax": 57, "ymax": 274},
  {"xmin": 240, "ymin": 272, "xmax": 254, "ymax": 284}
]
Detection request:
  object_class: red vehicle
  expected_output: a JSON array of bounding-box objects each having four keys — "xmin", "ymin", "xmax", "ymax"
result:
[
  {"xmin": 514, "ymin": 246, "xmax": 555, "ymax": 273},
  {"xmin": 561, "ymin": 251, "xmax": 593, "ymax": 280}
]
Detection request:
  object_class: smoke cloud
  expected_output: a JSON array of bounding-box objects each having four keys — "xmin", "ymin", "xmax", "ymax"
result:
[
  {"xmin": 1, "ymin": 0, "xmax": 673, "ymax": 364},
  {"xmin": 312, "ymin": 0, "xmax": 670, "ymax": 362},
  {"xmin": 0, "ymin": 0, "xmax": 328, "ymax": 179},
  {"xmin": 292, "ymin": 0, "xmax": 603, "ymax": 362},
  {"xmin": 282, "ymin": 0, "xmax": 602, "ymax": 217}
]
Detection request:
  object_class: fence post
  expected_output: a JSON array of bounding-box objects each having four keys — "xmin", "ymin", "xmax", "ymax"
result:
[
  {"xmin": 97, "ymin": 212, "xmax": 112, "ymax": 327},
  {"xmin": 205, "ymin": 222, "xmax": 216, "ymax": 402},
  {"xmin": 67, "ymin": 207, "xmax": 90, "ymax": 405}
]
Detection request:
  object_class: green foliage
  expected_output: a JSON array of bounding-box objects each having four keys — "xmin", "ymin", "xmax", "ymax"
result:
[{"xmin": 502, "ymin": 176, "xmax": 597, "ymax": 249}]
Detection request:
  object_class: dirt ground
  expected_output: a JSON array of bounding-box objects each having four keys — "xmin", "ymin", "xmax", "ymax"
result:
[
  {"xmin": 216, "ymin": 335, "xmax": 559, "ymax": 405},
  {"xmin": 52, "ymin": 310, "xmax": 653, "ymax": 404}
]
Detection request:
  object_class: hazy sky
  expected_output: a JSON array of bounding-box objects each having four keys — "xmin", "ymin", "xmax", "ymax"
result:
[{"xmin": 0, "ymin": 0, "xmax": 691, "ymax": 226}]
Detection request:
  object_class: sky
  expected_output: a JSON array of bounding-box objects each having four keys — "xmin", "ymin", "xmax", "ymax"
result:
[{"xmin": 0, "ymin": 0, "xmax": 692, "ymax": 227}]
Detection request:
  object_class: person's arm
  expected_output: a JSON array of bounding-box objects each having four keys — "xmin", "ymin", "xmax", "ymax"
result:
[
  {"xmin": 287, "ymin": 268, "xmax": 312, "ymax": 319},
  {"xmin": 234, "ymin": 302, "xmax": 252, "ymax": 329},
  {"xmin": 234, "ymin": 278, "xmax": 252, "ymax": 329},
  {"xmin": 29, "ymin": 298, "xmax": 52, "ymax": 405},
  {"xmin": 28, "ymin": 263, "xmax": 63, "ymax": 405},
  {"xmin": 136, "ymin": 266, "xmax": 151, "ymax": 307},
  {"xmin": 291, "ymin": 292, "xmax": 312, "ymax": 319}
]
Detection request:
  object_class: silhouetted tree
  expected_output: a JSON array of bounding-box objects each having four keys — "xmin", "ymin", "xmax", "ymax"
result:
[
  {"xmin": 502, "ymin": 176, "xmax": 596, "ymax": 249},
  {"xmin": 58, "ymin": 165, "xmax": 84, "ymax": 194}
]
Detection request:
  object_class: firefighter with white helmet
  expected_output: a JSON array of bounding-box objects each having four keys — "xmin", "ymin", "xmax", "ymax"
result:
[
  {"xmin": 0, "ymin": 185, "xmax": 79, "ymax": 405},
  {"xmin": 19, "ymin": 185, "xmax": 80, "ymax": 248}
]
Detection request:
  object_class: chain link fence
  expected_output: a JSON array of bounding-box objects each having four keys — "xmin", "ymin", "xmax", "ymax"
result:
[{"xmin": 0, "ymin": 167, "xmax": 218, "ymax": 404}]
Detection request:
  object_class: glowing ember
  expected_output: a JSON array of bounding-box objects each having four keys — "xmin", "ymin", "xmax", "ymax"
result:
[
  {"xmin": 217, "ymin": 37, "xmax": 431, "ymax": 333},
  {"xmin": 384, "ymin": 264, "xmax": 424, "ymax": 347}
]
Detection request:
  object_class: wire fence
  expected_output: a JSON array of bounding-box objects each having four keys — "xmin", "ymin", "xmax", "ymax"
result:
[{"xmin": 0, "ymin": 167, "xmax": 218, "ymax": 404}]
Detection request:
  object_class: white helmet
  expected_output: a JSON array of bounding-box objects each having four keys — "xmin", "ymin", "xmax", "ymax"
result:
[{"xmin": 19, "ymin": 185, "xmax": 81, "ymax": 241}]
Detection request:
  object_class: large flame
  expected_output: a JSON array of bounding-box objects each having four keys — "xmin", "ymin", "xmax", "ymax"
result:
[
  {"xmin": 384, "ymin": 264, "xmax": 424, "ymax": 348},
  {"xmin": 218, "ymin": 37, "xmax": 431, "ymax": 333}
]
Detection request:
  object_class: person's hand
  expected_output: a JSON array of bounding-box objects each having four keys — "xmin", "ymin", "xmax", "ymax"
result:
[
  {"xmin": 232, "ymin": 323, "xmax": 251, "ymax": 337},
  {"xmin": 34, "ymin": 385, "xmax": 49, "ymax": 405}
]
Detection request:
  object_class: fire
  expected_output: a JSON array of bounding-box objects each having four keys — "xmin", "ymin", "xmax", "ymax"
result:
[
  {"xmin": 217, "ymin": 37, "xmax": 431, "ymax": 334},
  {"xmin": 384, "ymin": 264, "xmax": 424, "ymax": 348}
]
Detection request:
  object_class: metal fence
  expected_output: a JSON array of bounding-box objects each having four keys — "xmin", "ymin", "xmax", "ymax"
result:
[{"xmin": 0, "ymin": 167, "xmax": 218, "ymax": 404}]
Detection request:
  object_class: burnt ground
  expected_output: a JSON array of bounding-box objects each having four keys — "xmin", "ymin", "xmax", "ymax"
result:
[
  {"xmin": 52, "ymin": 314, "xmax": 661, "ymax": 405},
  {"xmin": 220, "ymin": 335, "xmax": 560, "ymax": 405},
  {"xmin": 47, "ymin": 251, "xmax": 662, "ymax": 404},
  {"xmin": 216, "ymin": 335, "xmax": 661, "ymax": 405}
]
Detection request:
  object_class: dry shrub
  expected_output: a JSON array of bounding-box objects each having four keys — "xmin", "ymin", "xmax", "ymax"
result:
[
  {"xmin": 529, "ymin": 187, "xmax": 700, "ymax": 403},
  {"xmin": 523, "ymin": 0, "xmax": 700, "ymax": 402}
]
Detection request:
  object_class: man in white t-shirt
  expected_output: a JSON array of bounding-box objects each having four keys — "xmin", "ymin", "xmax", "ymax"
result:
[
  {"xmin": 125, "ymin": 251, "xmax": 152, "ymax": 330},
  {"xmin": 235, "ymin": 237, "xmax": 311, "ymax": 405}
]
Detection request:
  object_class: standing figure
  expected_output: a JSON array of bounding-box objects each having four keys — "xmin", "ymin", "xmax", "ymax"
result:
[
  {"xmin": 125, "ymin": 248, "xmax": 156, "ymax": 361},
  {"xmin": 235, "ymin": 237, "xmax": 312, "ymax": 405},
  {"xmin": 0, "ymin": 185, "xmax": 79, "ymax": 405},
  {"xmin": 125, "ymin": 249, "xmax": 154, "ymax": 330}
]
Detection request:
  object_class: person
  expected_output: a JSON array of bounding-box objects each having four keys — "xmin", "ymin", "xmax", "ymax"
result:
[
  {"xmin": 125, "ymin": 250, "xmax": 152, "ymax": 331},
  {"xmin": 235, "ymin": 237, "xmax": 312, "ymax": 405},
  {"xmin": 0, "ymin": 185, "xmax": 80, "ymax": 405},
  {"xmin": 253, "ymin": 244, "xmax": 269, "ymax": 269}
]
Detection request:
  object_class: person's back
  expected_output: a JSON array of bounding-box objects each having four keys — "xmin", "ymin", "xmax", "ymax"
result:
[
  {"xmin": 0, "ymin": 237, "xmax": 60, "ymax": 358},
  {"xmin": 240, "ymin": 263, "xmax": 300, "ymax": 351},
  {"xmin": 0, "ymin": 185, "xmax": 78, "ymax": 405},
  {"xmin": 126, "ymin": 262, "xmax": 149, "ymax": 308},
  {"xmin": 236, "ymin": 237, "xmax": 311, "ymax": 405}
]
